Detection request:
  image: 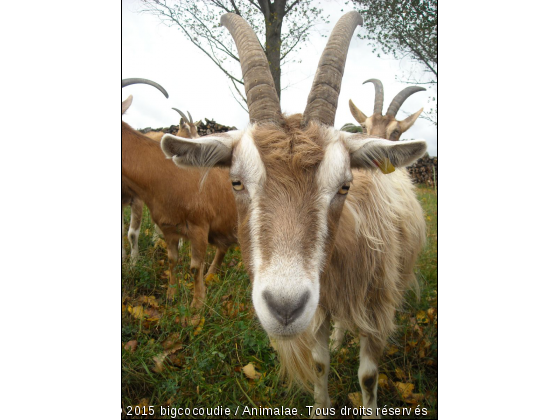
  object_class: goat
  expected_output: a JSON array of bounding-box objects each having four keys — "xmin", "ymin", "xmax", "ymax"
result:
[
  {"xmin": 329, "ymin": 78, "xmax": 426, "ymax": 351},
  {"xmin": 143, "ymin": 108, "xmax": 200, "ymax": 142},
  {"xmin": 121, "ymin": 78, "xmax": 169, "ymax": 263},
  {"xmin": 349, "ymin": 79, "xmax": 425, "ymax": 140},
  {"xmin": 122, "ymin": 93, "xmax": 238, "ymax": 306},
  {"xmin": 161, "ymin": 12, "xmax": 427, "ymax": 418},
  {"xmin": 122, "ymin": 79, "xmax": 201, "ymax": 262}
]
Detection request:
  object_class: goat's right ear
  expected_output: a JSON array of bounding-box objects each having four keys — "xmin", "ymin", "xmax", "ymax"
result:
[
  {"xmin": 349, "ymin": 99, "xmax": 367, "ymax": 124},
  {"xmin": 122, "ymin": 95, "xmax": 133, "ymax": 115},
  {"xmin": 161, "ymin": 131, "xmax": 242, "ymax": 168}
]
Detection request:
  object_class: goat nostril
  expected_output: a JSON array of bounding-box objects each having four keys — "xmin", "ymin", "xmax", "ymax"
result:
[{"xmin": 262, "ymin": 290, "xmax": 310, "ymax": 326}]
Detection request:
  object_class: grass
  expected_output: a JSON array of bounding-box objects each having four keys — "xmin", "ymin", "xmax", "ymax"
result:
[{"xmin": 122, "ymin": 184, "xmax": 437, "ymax": 418}]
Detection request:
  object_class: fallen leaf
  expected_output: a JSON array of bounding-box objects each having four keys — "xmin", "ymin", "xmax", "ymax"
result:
[
  {"xmin": 129, "ymin": 306, "xmax": 145, "ymax": 320},
  {"xmin": 168, "ymin": 352, "xmax": 185, "ymax": 367},
  {"xmin": 405, "ymin": 393, "xmax": 425, "ymax": 405},
  {"xmin": 386, "ymin": 344, "xmax": 399, "ymax": 356},
  {"xmin": 395, "ymin": 367, "xmax": 406, "ymax": 380},
  {"xmin": 135, "ymin": 398, "xmax": 150, "ymax": 410},
  {"xmin": 144, "ymin": 307, "xmax": 161, "ymax": 321},
  {"xmin": 153, "ymin": 352, "xmax": 169, "ymax": 373},
  {"xmin": 416, "ymin": 310, "xmax": 428, "ymax": 324},
  {"xmin": 228, "ymin": 259, "xmax": 238, "ymax": 267},
  {"xmin": 378, "ymin": 373, "xmax": 389, "ymax": 389},
  {"xmin": 347, "ymin": 392, "xmax": 363, "ymax": 408},
  {"xmin": 162, "ymin": 333, "xmax": 183, "ymax": 354},
  {"xmin": 193, "ymin": 316, "xmax": 205, "ymax": 334},
  {"xmin": 124, "ymin": 340, "xmax": 138, "ymax": 352},
  {"xmin": 139, "ymin": 295, "xmax": 159, "ymax": 308},
  {"xmin": 242, "ymin": 362, "xmax": 262, "ymax": 380},
  {"xmin": 395, "ymin": 382, "xmax": 414, "ymax": 401},
  {"xmin": 427, "ymin": 307, "xmax": 437, "ymax": 322},
  {"xmin": 205, "ymin": 273, "xmax": 217, "ymax": 285}
]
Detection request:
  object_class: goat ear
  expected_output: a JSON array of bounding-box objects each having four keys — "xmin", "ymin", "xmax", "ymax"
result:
[
  {"xmin": 349, "ymin": 99, "xmax": 367, "ymax": 124},
  {"xmin": 344, "ymin": 133, "xmax": 427, "ymax": 171},
  {"xmin": 122, "ymin": 95, "xmax": 133, "ymax": 115},
  {"xmin": 399, "ymin": 108, "xmax": 423, "ymax": 133},
  {"xmin": 161, "ymin": 131, "xmax": 241, "ymax": 168}
]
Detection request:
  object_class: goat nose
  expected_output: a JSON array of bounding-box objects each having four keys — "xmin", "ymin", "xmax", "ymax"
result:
[{"xmin": 262, "ymin": 290, "xmax": 310, "ymax": 326}]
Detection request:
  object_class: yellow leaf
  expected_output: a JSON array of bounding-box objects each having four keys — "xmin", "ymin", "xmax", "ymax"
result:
[
  {"xmin": 193, "ymin": 317, "xmax": 205, "ymax": 335},
  {"xmin": 205, "ymin": 273, "xmax": 216, "ymax": 285},
  {"xmin": 395, "ymin": 382, "xmax": 414, "ymax": 401},
  {"xmin": 416, "ymin": 310, "xmax": 428, "ymax": 324},
  {"xmin": 139, "ymin": 295, "xmax": 159, "ymax": 308},
  {"xmin": 378, "ymin": 373, "xmax": 389, "ymax": 389},
  {"xmin": 144, "ymin": 229, "xmax": 150, "ymax": 236},
  {"xmin": 347, "ymin": 392, "xmax": 363, "ymax": 408},
  {"xmin": 386, "ymin": 344, "xmax": 399, "ymax": 356},
  {"xmin": 405, "ymin": 392, "xmax": 424, "ymax": 405},
  {"xmin": 395, "ymin": 367, "xmax": 406, "ymax": 380},
  {"xmin": 129, "ymin": 306, "xmax": 145, "ymax": 320},
  {"xmin": 427, "ymin": 307, "xmax": 437, "ymax": 322},
  {"xmin": 242, "ymin": 362, "xmax": 262, "ymax": 380}
]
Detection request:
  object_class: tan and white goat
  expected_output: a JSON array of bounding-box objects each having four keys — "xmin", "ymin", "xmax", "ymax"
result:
[
  {"xmin": 121, "ymin": 78, "xmax": 169, "ymax": 263},
  {"xmin": 122, "ymin": 93, "xmax": 237, "ymax": 306},
  {"xmin": 349, "ymin": 78, "xmax": 425, "ymax": 140},
  {"xmin": 161, "ymin": 12, "xmax": 426, "ymax": 418}
]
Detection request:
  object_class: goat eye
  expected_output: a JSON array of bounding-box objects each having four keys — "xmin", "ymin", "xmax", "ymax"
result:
[
  {"xmin": 338, "ymin": 183, "xmax": 350, "ymax": 195},
  {"xmin": 232, "ymin": 180, "xmax": 244, "ymax": 191}
]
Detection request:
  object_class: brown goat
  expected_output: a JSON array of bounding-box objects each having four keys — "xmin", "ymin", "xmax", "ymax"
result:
[
  {"xmin": 349, "ymin": 78, "xmax": 425, "ymax": 140},
  {"xmin": 126, "ymin": 106, "xmax": 200, "ymax": 255},
  {"xmin": 144, "ymin": 108, "xmax": 200, "ymax": 142},
  {"xmin": 121, "ymin": 82, "xmax": 168, "ymax": 263},
  {"xmin": 122, "ymin": 109, "xmax": 238, "ymax": 306},
  {"xmin": 161, "ymin": 12, "xmax": 426, "ymax": 418}
]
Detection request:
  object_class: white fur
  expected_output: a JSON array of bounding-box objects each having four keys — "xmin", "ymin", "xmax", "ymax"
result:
[{"xmin": 359, "ymin": 337, "xmax": 380, "ymax": 419}]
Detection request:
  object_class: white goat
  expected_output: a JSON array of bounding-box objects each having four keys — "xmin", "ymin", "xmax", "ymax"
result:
[{"xmin": 161, "ymin": 12, "xmax": 426, "ymax": 418}]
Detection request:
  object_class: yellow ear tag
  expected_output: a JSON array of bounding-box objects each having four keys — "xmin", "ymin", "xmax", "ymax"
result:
[{"xmin": 373, "ymin": 158, "xmax": 395, "ymax": 174}]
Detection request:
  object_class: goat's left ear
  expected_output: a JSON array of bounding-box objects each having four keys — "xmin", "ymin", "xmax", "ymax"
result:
[
  {"xmin": 343, "ymin": 133, "xmax": 427, "ymax": 171},
  {"xmin": 161, "ymin": 131, "xmax": 242, "ymax": 168},
  {"xmin": 399, "ymin": 108, "xmax": 423, "ymax": 133},
  {"xmin": 122, "ymin": 95, "xmax": 133, "ymax": 115}
]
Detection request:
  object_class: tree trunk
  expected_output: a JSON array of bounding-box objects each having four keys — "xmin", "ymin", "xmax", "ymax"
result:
[{"xmin": 265, "ymin": 14, "xmax": 282, "ymax": 101}]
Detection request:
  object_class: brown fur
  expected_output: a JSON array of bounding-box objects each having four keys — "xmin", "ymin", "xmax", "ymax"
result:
[
  {"xmin": 122, "ymin": 121, "xmax": 238, "ymax": 304},
  {"xmin": 351, "ymin": 100, "xmax": 423, "ymax": 140}
]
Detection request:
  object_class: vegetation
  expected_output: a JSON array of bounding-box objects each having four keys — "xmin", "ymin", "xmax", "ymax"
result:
[
  {"xmin": 122, "ymin": 185, "xmax": 437, "ymax": 419},
  {"xmin": 140, "ymin": 0, "xmax": 328, "ymax": 107},
  {"xmin": 352, "ymin": 0, "xmax": 437, "ymax": 125}
]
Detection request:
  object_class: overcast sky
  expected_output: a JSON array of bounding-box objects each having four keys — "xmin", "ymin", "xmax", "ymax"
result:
[{"xmin": 122, "ymin": 0, "xmax": 437, "ymax": 156}]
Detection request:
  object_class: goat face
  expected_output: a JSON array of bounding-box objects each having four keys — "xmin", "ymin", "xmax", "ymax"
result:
[
  {"xmin": 349, "ymin": 80, "xmax": 425, "ymax": 141},
  {"xmin": 161, "ymin": 11, "xmax": 426, "ymax": 338},
  {"xmin": 161, "ymin": 117, "xmax": 426, "ymax": 337}
]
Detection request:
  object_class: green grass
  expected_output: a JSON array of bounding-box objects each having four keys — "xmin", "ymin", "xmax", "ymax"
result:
[{"xmin": 122, "ymin": 184, "xmax": 437, "ymax": 418}]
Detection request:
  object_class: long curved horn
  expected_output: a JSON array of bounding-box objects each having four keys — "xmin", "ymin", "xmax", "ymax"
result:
[
  {"xmin": 220, "ymin": 13, "xmax": 281, "ymax": 125},
  {"xmin": 386, "ymin": 86, "xmax": 426, "ymax": 117},
  {"xmin": 187, "ymin": 111, "xmax": 194, "ymax": 124},
  {"xmin": 172, "ymin": 107, "xmax": 189, "ymax": 123},
  {"xmin": 363, "ymin": 78, "xmax": 384, "ymax": 114},
  {"xmin": 122, "ymin": 78, "xmax": 169, "ymax": 99},
  {"xmin": 302, "ymin": 11, "xmax": 363, "ymax": 127}
]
